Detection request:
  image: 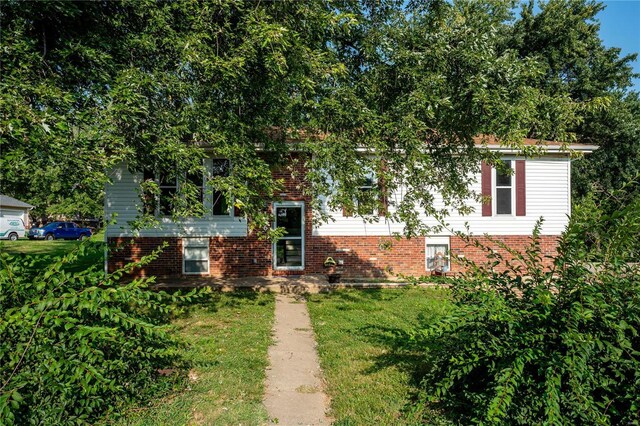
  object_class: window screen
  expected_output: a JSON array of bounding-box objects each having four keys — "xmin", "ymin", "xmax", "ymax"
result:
[
  {"xmin": 186, "ymin": 170, "xmax": 204, "ymax": 206},
  {"xmin": 142, "ymin": 169, "xmax": 157, "ymax": 215}
]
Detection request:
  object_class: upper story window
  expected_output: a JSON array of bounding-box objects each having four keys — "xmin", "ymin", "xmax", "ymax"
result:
[
  {"xmin": 494, "ymin": 160, "xmax": 513, "ymax": 215},
  {"xmin": 481, "ymin": 159, "xmax": 525, "ymax": 217},
  {"xmin": 142, "ymin": 159, "xmax": 233, "ymax": 218},
  {"xmin": 158, "ymin": 173, "xmax": 178, "ymax": 217},
  {"xmin": 211, "ymin": 159, "xmax": 231, "ymax": 216},
  {"xmin": 343, "ymin": 172, "xmax": 386, "ymax": 218},
  {"xmin": 143, "ymin": 165, "xmax": 206, "ymax": 217},
  {"xmin": 186, "ymin": 170, "xmax": 204, "ymax": 206},
  {"xmin": 356, "ymin": 176, "xmax": 376, "ymax": 216}
]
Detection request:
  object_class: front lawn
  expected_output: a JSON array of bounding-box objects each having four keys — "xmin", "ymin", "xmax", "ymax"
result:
[
  {"xmin": 0, "ymin": 229, "xmax": 105, "ymax": 256},
  {"xmin": 111, "ymin": 291, "xmax": 275, "ymax": 425},
  {"xmin": 0, "ymin": 229, "xmax": 105, "ymax": 271},
  {"xmin": 307, "ymin": 287, "xmax": 453, "ymax": 425}
]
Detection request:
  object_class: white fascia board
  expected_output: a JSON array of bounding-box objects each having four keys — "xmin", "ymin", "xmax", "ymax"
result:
[{"xmin": 482, "ymin": 144, "xmax": 599, "ymax": 154}]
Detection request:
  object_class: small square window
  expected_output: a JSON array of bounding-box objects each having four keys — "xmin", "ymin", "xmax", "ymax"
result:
[
  {"xmin": 426, "ymin": 237, "xmax": 450, "ymax": 273},
  {"xmin": 183, "ymin": 238, "xmax": 209, "ymax": 275}
]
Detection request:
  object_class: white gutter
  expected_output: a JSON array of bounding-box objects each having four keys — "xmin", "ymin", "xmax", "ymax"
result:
[{"xmin": 481, "ymin": 144, "xmax": 599, "ymax": 154}]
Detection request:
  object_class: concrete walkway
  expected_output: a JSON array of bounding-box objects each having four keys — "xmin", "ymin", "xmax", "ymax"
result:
[{"xmin": 264, "ymin": 295, "xmax": 331, "ymax": 425}]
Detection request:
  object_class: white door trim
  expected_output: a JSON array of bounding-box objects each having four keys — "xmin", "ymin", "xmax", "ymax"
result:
[{"xmin": 272, "ymin": 201, "xmax": 305, "ymax": 271}]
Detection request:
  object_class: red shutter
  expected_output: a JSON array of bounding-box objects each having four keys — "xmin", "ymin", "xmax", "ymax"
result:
[
  {"xmin": 342, "ymin": 206, "xmax": 351, "ymax": 217},
  {"xmin": 516, "ymin": 160, "xmax": 526, "ymax": 216},
  {"xmin": 481, "ymin": 161, "xmax": 492, "ymax": 216},
  {"xmin": 378, "ymin": 193, "xmax": 388, "ymax": 217},
  {"xmin": 378, "ymin": 162, "xmax": 388, "ymax": 217}
]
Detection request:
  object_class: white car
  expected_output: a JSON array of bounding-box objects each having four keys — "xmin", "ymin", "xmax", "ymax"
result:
[{"xmin": 0, "ymin": 217, "xmax": 26, "ymax": 241}]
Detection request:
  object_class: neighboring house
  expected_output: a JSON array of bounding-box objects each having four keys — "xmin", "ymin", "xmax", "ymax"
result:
[
  {"xmin": 0, "ymin": 194, "xmax": 34, "ymax": 228},
  {"xmin": 105, "ymin": 140, "xmax": 596, "ymax": 278}
]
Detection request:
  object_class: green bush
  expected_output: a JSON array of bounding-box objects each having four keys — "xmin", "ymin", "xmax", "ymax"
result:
[
  {"xmin": 416, "ymin": 195, "xmax": 640, "ymax": 424},
  {"xmin": 0, "ymin": 243, "xmax": 194, "ymax": 425}
]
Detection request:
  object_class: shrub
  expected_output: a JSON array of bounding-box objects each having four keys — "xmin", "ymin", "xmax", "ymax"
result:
[
  {"xmin": 416, "ymin": 194, "xmax": 640, "ymax": 424},
  {"xmin": 0, "ymin": 242, "xmax": 195, "ymax": 425}
]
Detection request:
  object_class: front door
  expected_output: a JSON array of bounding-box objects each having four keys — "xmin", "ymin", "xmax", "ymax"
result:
[{"xmin": 273, "ymin": 202, "xmax": 304, "ymax": 270}]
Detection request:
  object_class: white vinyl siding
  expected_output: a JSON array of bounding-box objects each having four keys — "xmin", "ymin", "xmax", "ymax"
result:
[
  {"xmin": 106, "ymin": 157, "xmax": 572, "ymax": 239},
  {"xmin": 314, "ymin": 157, "xmax": 571, "ymax": 236},
  {"xmin": 105, "ymin": 163, "xmax": 248, "ymax": 238}
]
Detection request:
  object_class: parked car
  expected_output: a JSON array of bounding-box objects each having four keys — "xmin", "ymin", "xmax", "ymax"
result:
[
  {"xmin": 28, "ymin": 222, "xmax": 92, "ymax": 241},
  {"xmin": 0, "ymin": 217, "xmax": 26, "ymax": 241}
]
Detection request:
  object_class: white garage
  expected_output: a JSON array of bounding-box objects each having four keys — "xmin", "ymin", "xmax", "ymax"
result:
[{"xmin": 0, "ymin": 194, "xmax": 34, "ymax": 228}]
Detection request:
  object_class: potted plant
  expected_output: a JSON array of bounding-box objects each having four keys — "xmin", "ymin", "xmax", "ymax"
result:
[{"xmin": 323, "ymin": 256, "xmax": 343, "ymax": 283}]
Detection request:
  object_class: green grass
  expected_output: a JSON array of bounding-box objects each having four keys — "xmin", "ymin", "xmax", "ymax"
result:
[
  {"xmin": 0, "ymin": 229, "xmax": 105, "ymax": 256},
  {"xmin": 307, "ymin": 287, "xmax": 453, "ymax": 425},
  {"xmin": 111, "ymin": 291, "xmax": 275, "ymax": 426},
  {"xmin": 0, "ymin": 229, "xmax": 105, "ymax": 271}
]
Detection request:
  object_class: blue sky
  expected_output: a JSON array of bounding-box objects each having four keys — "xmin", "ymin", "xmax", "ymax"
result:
[{"xmin": 596, "ymin": 0, "xmax": 640, "ymax": 91}]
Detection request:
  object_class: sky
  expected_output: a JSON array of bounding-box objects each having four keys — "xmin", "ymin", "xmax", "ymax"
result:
[{"xmin": 596, "ymin": 0, "xmax": 640, "ymax": 91}]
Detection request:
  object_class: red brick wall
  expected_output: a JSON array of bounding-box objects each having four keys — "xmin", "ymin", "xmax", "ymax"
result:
[
  {"xmin": 107, "ymin": 234, "xmax": 559, "ymax": 278},
  {"xmin": 449, "ymin": 235, "xmax": 558, "ymax": 272},
  {"xmin": 107, "ymin": 237, "xmax": 182, "ymax": 276}
]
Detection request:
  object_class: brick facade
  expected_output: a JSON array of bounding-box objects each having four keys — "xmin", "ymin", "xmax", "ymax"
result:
[
  {"xmin": 108, "ymin": 233, "xmax": 559, "ymax": 278},
  {"xmin": 107, "ymin": 154, "xmax": 560, "ymax": 278}
]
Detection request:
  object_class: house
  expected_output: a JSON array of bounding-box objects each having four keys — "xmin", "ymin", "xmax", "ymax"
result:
[
  {"xmin": 104, "ymin": 140, "xmax": 597, "ymax": 278},
  {"xmin": 0, "ymin": 194, "xmax": 34, "ymax": 228}
]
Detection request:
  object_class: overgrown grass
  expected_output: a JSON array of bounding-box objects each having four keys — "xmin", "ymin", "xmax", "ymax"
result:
[
  {"xmin": 110, "ymin": 291, "xmax": 275, "ymax": 426},
  {"xmin": 307, "ymin": 287, "xmax": 453, "ymax": 426}
]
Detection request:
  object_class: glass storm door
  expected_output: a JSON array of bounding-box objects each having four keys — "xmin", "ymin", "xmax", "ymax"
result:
[{"xmin": 273, "ymin": 202, "xmax": 304, "ymax": 270}]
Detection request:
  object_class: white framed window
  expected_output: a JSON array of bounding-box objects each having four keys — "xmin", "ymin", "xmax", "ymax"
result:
[
  {"xmin": 356, "ymin": 176, "xmax": 376, "ymax": 216},
  {"xmin": 183, "ymin": 238, "xmax": 209, "ymax": 275},
  {"xmin": 273, "ymin": 201, "xmax": 305, "ymax": 270},
  {"xmin": 425, "ymin": 236, "xmax": 450, "ymax": 272},
  {"xmin": 186, "ymin": 168, "xmax": 204, "ymax": 207},
  {"xmin": 210, "ymin": 159, "xmax": 232, "ymax": 216},
  {"xmin": 143, "ymin": 164, "xmax": 206, "ymax": 217},
  {"xmin": 158, "ymin": 173, "xmax": 178, "ymax": 217},
  {"xmin": 493, "ymin": 160, "xmax": 514, "ymax": 216}
]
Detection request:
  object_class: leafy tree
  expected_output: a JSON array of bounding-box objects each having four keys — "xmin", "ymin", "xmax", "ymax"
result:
[
  {"xmin": 1, "ymin": 0, "xmax": 342, "ymax": 229},
  {"xmin": 0, "ymin": 2, "xmax": 122, "ymax": 220},
  {"xmin": 572, "ymin": 92, "xmax": 640, "ymax": 199},
  {"xmin": 507, "ymin": 0, "xmax": 639, "ymax": 201},
  {"xmin": 1, "ymin": 0, "xmax": 631, "ymax": 234}
]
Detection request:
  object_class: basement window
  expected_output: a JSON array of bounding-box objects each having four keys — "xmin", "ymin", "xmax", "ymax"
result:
[
  {"xmin": 183, "ymin": 238, "xmax": 209, "ymax": 275},
  {"xmin": 425, "ymin": 237, "xmax": 450, "ymax": 273}
]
